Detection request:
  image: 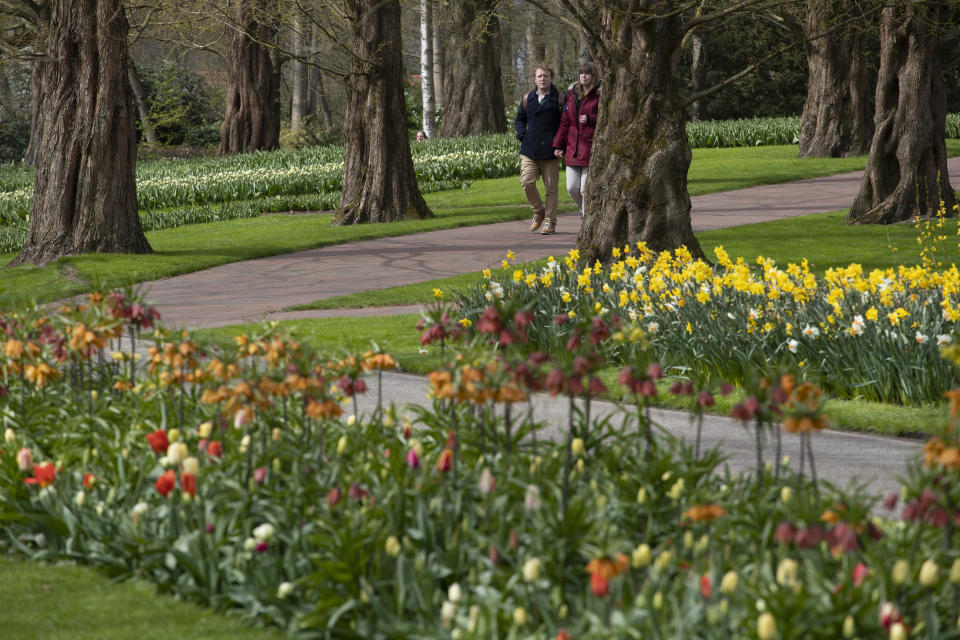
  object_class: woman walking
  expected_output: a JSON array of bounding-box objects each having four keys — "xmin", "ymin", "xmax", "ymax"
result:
[{"xmin": 553, "ymin": 61, "xmax": 600, "ymax": 222}]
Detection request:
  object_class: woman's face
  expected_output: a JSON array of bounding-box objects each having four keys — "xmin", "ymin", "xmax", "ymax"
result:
[
  {"xmin": 416, "ymin": 132, "xmax": 426, "ymax": 142},
  {"xmin": 579, "ymin": 71, "xmax": 594, "ymax": 87}
]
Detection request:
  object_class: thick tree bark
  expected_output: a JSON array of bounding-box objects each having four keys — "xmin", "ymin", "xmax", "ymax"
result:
[
  {"xmin": 420, "ymin": 0, "xmax": 436, "ymax": 138},
  {"xmin": 848, "ymin": 2, "xmax": 956, "ymax": 224},
  {"xmin": 798, "ymin": 0, "xmax": 872, "ymax": 158},
  {"xmin": 437, "ymin": 0, "xmax": 507, "ymax": 137},
  {"xmin": 23, "ymin": 56, "xmax": 46, "ymax": 166},
  {"xmin": 689, "ymin": 30, "xmax": 708, "ymax": 121},
  {"xmin": 290, "ymin": 11, "xmax": 309, "ymax": 131},
  {"xmin": 218, "ymin": 1, "xmax": 280, "ymax": 155},
  {"xmin": 577, "ymin": 6, "xmax": 704, "ymax": 264},
  {"xmin": 334, "ymin": 0, "xmax": 432, "ymax": 225},
  {"xmin": 10, "ymin": 0, "xmax": 151, "ymax": 268},
  {"xmin": 128, "ymin": 62, "xmax": 159, "ymax": 147}
]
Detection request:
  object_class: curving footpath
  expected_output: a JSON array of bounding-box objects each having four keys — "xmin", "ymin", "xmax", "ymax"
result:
[{"xmin": 137, "ymin": 159, "xmax": 960, "ymax": 498}]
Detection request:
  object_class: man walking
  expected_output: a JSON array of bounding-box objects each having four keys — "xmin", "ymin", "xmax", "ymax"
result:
[{"xmin": 515, "ymin": 64, "xmax": 563, "ymax": 235}]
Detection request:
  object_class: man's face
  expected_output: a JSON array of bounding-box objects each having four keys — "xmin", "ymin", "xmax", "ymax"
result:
[{"xmin": 535, "ymin": 69, "xmax": 551, "ymax": 91}]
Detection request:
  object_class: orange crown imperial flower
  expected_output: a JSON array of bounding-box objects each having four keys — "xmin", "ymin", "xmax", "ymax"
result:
[
  {"xmin": 682, "ymin": 504, "xmax": 728, "ymax": 523},
  {"xmin": 586, "ymin": 553, "xmax": 630, "ymax": 579}
]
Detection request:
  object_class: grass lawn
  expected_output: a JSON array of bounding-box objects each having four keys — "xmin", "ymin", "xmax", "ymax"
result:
[{"xmin": 0, "ymin": 558, "xmax": 283, "ymax": 640}]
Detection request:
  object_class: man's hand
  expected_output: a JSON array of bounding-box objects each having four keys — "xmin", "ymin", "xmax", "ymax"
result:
[
  {"xmin": 579, "ymin": 114, "xmax": 588, "ymax": 124},
  {"xmin": 554, "ymin": 149, "xmax": 564, "ymax": 158}
]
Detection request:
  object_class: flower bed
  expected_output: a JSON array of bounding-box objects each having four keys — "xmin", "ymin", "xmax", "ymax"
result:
[
  {"xmin": 1, "ymin": 290, "xmax": 960, "ymax": 639},
  {"xmin": 455, "ymin": 246, "xmax": 960, "ymax": 406}
]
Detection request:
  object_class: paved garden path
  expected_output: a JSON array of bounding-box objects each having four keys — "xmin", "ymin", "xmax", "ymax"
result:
[
  {"xmin": 144, "ymin": 157, "xmax": 960, "ymax": 329},
  {"xmin": 134, "ymin": 158, "xmax": 960, "ymax": 498}
]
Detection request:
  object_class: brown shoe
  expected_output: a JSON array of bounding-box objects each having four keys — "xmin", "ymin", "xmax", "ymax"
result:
[
  {"xmin": 529, "ymin": 212, "xmax": 545, "ymax": 232},
  {"xmin": 541, "ymin": 220, "xmax": 556, "ymax": 235}
]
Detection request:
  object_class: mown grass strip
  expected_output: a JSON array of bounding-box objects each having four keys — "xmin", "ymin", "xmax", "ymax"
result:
[{"xmin": 0, "ymin": 558, "xmax": 283, "ymax": 640}]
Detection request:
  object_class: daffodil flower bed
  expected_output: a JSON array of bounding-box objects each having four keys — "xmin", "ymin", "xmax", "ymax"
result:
[
  {"xmin": 2, "ymin": 290, "xmax": 960, "ymax": 639},
  {"xmin": 456, "ymin": 245, "xmax": 960, "ymax": 406}
]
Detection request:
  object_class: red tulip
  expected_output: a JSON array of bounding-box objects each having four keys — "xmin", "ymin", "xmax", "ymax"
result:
[
  {"xmin": 23, "ymin": 462, "xmax": 56, "ymax": 488},
  {"xmin": 436, "ymin": 448, "xmax": 453, "ymax": 472},
  {"xmin": 155, "ymin": 469, "xmax": 176, "ymax": 498},
  {"xmin": 207, "ymin": 440, "xmax": 223, "ymax": 459},
  {"xmin": 700, "ymin": 574, "xmax": 712, "ymax": 599},
  {"xmin": 590, "ymin": 572, "xmax": 609, "ymax": 597},
  {"xmin": 181, "ymin": 472, "xmax": 197, "ymax": 497},
  {"xmin": 82, "ymin": 473, "xmax": 96, "ymax": 489},
  {"xmin": 146, "ymin": 429, "xmax": 168, "ymax": 455}
]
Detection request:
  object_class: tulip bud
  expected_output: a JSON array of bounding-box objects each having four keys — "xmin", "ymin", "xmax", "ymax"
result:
[
  {"xmin": 757, "ymin": 612, "xmax": 777, "ymax": 640},
  {"xmin": 385, "ymin": 535, "xmax": 401, "ymax": 557},
  {"xmin": 637, "ymin": 487, "xmax": 647, "ymax": 504},
  {"xmin": 478, "ymin": 468, "xmax": 496, "ymax": 494},
  {"xmin": 337, "ymin": 435, "xmax": 348, "ymax": 455},
  {"xmin": 166, "ymin": 442, "xmax": 188, "ymax": 466},
  {"xmin": 273, "ymin": 457, "xmax": 282, "ymax": 473},
  {"xmin": 780, "ymin": 486, "xmax": 793, "ymax": 504},
  {"xmin": 4, "ymin": 428, "xmax": 15, "ymax": 444},
  {"xmin": 16, "ymin": 447, "xmax": 33, "ymax": 471},
  {"xmin": 168, "ymin": 428, "xmax": 181, "ymax": 443},
  {"xmin": 277, "ymin": 582, "xmax": 294, "ymax": 599},
  {"xmin": 919, "ymin": 558, "xmax": 939, "ymax": 587},
  {"xmin": 522, "ymin": 558, "xmax": 541, "ymax": 582},
  {"xmin": 891, "ymin": 559, "xmax": 909, "ymax": 585},
  {"xmin": 889, "ymin": 622, "xmax": 907, "ymax": 640},
  {"xmin": 842, "ymin": 615, "xmax": 855, "ymax": 638},
  {"xmin": 652, "ymin": 591, "xmax": 663, "ymax": 610},
  {"xmin": 440, "ymin": 600, "xmax": 457, "ymax": 625},
  {"xmin": 571, "ymin": 438, "xmax": 584, "ymax": 456},
  {"xmin": 272, "ymin": 428, "xmax": 282, "ymax": 441},
  {"xmin": 197, "ymin": 421, "xmax": 213, "ymax": 438},
  {"xmin": 632, "ymin": 543, "xmax": 651, "ymax": 568},
  {"xmin": 448, "ymin": 583, "xmax": 463, "ymax": 604},
  {"xmin": 950, "ymin": 558, "xmax": 960, "ymax": 585},
  {"xmin": 74, "ymin": 490, "xmax": 86, "ymax": 507},
  {"xmin": 182, "ymin": 456, "xmax": 200, "ymax": 476},
  {"xmin": 719, "ymin": 570, "xmax": 738, "ymax": 595},
  {"xmin": 524, "ymin": 485, "xmax": 541, "ymax": 512},
  {"xmin": 512, "ymin": 606, "xmax": 527, "ymax": 626}
]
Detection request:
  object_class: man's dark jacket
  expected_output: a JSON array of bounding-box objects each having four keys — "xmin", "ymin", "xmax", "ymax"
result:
[{"xmin": 514, "ymin": 85, "xmax": 563, "ymax": 161}]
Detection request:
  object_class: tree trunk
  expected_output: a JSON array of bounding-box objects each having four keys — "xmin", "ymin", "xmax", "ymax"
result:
[
  {"xmin": 437, "ymin": 0, "xmax": 507, "ymax": 137},
  {"xmin": 9, "ymin": 0, "xmax": 151, "ymax": 268},
  {"xmin": 847, "ymin": 2, "xmax": 956, "ymax": 224},
  {"xmin": 308, "ymin": 24, "xmax": 334, "ymax": 131},
  {"xmin": 218, "ymin": 1, "xmax": 280, "ymax": 155},
  {"xmin": 689, "ymin": 30, "xmax": 708, "ymax": 121},
  {"xmin": 290, "ymin": 11, "xmax": 309, "ymax": 131},
  {"xmin": 432, "ymin": 7, "xmax": 444, "ymax": 110},
  {"xmin": 577, "ymin": 6, "xmax": 704, "ymax": 264},
  {"xmin": 420, "ymin": 0, "xmax": 436, "ymax": 138},
  {"xmin": 23, "ymin": 56, "xmax": 46, "ymax": 166},
  {"xmin": 798, "ymin": 0, "xmax": 872, "ymax": 158},
  {"xmin": 128, "ymin": 62, "xmax": 159, "ymax": 147},
  {"xmin": 334, "ymin": 0, "xmax": 432, "ymax": 225},
  {"xmin": 526, "ymin": 20, "xmax": 545, "ymax": 70},
  {"xmin": 433, "ymin": 7, "xmax": 447, "ymax": 112}
]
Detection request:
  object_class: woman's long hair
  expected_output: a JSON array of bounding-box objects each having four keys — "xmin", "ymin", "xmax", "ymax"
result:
[{"xmin": 575, "ymin": 61, "xmax": 599, "ymax": 99}]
